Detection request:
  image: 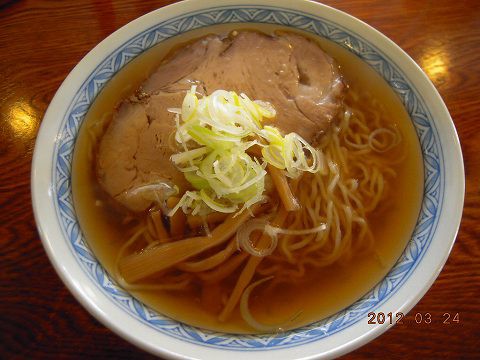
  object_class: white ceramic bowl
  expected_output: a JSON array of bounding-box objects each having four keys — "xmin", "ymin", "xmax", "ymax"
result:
[{"xmin": 31, "ymin": 0, "xmax": 464, "ymax": 359}]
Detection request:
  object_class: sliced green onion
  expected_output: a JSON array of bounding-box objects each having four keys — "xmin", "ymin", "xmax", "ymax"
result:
[
  {"xmin": 184, "ymin": 171, "xmax": 209, "ymax": 190},
  {"xmin": 171, "ymin": 147, "xmax": 208, "ymax": 164},
  {"xmin": 187, "ymin": 124, "xmax": 236, "ymax": 150},
  {"xmin": 261, "ymin": 144, "xmax": 285, "ymax": 169},
  {"xmin": 181, "ymin": 85, "xmax": 198, "ymax": 122},
  {"xmin": 168, "ymin": 86, "xmax": 324, "ymax": 216},
  {"xmin": 200, "ymin": 189, "xmax": 237, "ymax": 213}
]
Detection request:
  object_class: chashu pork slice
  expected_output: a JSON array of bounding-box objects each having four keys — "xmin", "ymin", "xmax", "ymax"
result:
[
  {"xmin": 97, "ymin": 31, "xmax": 344, "ymax": 212},
  {"xmin": 97, "ymin": 91, "xmax": 189, "ymax": 212}
]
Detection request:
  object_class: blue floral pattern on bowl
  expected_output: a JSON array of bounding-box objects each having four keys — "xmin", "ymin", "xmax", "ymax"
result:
[{"xmin": 53, "ymin": 6, "xmax": 442, "ymax": 350}]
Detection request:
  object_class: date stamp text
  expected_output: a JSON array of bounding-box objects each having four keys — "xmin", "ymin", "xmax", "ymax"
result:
[{"xmin": 367, "ymin": 312, "xmax": 460, "ymax": 325}]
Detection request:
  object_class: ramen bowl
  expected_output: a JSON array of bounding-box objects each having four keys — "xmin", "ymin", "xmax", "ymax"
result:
[{"xmin": 31, "ymin": 0, "xmax": 464, "ymax": 358}]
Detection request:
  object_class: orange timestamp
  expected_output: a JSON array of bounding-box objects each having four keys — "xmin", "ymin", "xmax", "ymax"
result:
[{"xmin": 367, "ymin": 312, "xmax": 460, "ymax": 325}]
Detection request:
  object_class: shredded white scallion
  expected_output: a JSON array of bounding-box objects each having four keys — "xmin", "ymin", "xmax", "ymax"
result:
[{"xmin": 167, "ymin": 86, "xmax": 325, "ymax": 216}]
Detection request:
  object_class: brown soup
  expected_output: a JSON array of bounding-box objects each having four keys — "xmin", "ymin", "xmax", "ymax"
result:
[{"xmin": 72, "ymin": 24, "xmax": 423, "ymax": 333}]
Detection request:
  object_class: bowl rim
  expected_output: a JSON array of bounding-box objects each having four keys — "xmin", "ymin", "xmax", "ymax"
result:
[{"xmin": 31, "ymin": 0, "xmax": 464, "ymax": 359}]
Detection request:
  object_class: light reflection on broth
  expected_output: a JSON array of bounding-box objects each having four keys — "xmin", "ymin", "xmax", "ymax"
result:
[{"xmin": 72, "ymin": 24, "xmax": 423, "ymax": 333}]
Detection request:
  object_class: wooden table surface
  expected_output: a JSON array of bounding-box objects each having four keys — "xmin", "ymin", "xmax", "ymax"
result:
[{"xmin": 1, "ymin": 0, "xmax": 478, "ymax": 358}]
